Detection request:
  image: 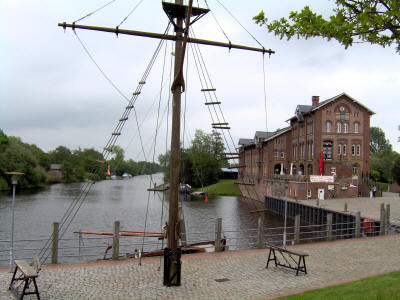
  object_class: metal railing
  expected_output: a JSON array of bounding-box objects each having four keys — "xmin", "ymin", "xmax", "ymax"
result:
[{"xmin": 0, "ymin": 215, "xmax": 394, "ymax": 268}]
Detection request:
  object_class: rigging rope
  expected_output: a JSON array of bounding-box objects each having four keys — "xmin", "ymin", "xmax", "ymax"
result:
[
  {"xmin": 116, "ymin": 0, "xmax": 145, "ymax": 28},
  {"xmin": 38, "ymin": 23, "xmax": 172, "ymax": 264},
  {"xmin": 213, "ymin": 0, "xmax": 265, "ymax": 49},
  {"xmin": 73, "ymin": 31, "xmax": 130, "ymax": 103},
  {"xmin": 74, "ymin": 0, "xmax": 118, "ymax": 24},
  {"xmin": 139, "ymin": 36, "xmax": 170, "ymax": 265},
  {"xmin": 204, "ymin": 0, "xmax": 231, "ymax": 44},
  {"xmin": 262, "ymin": 54, "xmax": 268, "ymax": 132}
]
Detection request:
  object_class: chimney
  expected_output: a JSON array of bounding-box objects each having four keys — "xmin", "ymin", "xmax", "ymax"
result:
[{"xmin": 312, "ymin": 96, "xmax": 320, "ymax": 106}]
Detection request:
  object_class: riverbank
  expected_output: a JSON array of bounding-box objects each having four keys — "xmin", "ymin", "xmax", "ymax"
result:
[
  {"xmin": 1, "ymin": 234, "xmax": 399, "ymax": 299},
  {"xmin": 197, "ymin": 179, "xmax": 242, "ymax": 196}
]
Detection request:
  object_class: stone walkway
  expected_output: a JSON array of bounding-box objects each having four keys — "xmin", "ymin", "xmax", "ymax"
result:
[
  {"xmin": 297, "ymin": 192, "xmax": 400, "ymax": 225},
  {"xmin": 1, "ymin": 234, "xmax": 400, "ymax": 299}
]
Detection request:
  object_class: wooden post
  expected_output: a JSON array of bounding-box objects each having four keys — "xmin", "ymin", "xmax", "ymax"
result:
[
  {"xmin": 51, "ymin": 222, "xmax": 59, "ymax": 264},
  {"xmin": 355, "ymin": 212, "xmax": 361, "ymax": 238},
  {"xmin": 257, "ymin": 213, "xmax": 265, "ymax": 249},
  {"xmin": 179, "ymin": 207, "xmax": 187, "ymax": 246},
  {"xmin": 344, "ymin": 202, "xmax": 348, "ymax": 212},
  {"xmin": 327, "ymin": 213, "xmax": 333, "ymax": 241},
  {"xmin": 112, "ymin": 221, "xmax": 120, "ymax": 260},
  {"xmin": 294, "ymin": 214, "xmax": 300, "ymax": 245},
  {"xmin": 215, "ymin": 218, "xmax": 222, "ymax": 252},
  {"xmin": 380, "ymin": 203, "xmax": 385, "ymax": 236},
  {"xmin": 386, "ymin": 204, "xmax": 390, "ymax": 235}
]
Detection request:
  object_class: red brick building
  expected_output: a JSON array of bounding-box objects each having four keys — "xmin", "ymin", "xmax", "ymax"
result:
[{"xmin": 237, "ymin": 93, "xmax": 374, "ymax": 200}]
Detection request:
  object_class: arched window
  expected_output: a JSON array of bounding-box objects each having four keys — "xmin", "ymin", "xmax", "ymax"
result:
[
  {"xmin": 343, "ymin": 144, "xmax": 347, "ymax": 156},
  {"xmin": 337, "ymin": 122, "xmax": 342, "ymax": 133},
  {"xmin": 354, "ymin": 122, "xmax": 359, "ymax": 133},
  {"xmin": 344, "ymin": 123, "xmax": 348, "ymax": 133},
  {"xmin": 356, "ymin": 144, "xmax": 361, "ymax": 156},
  {"xmin": 352, "ymin": 144, "xmax": 356, "ymax": 156},
  {"xmin": 323, "ymin": 141, "xmax": 333, "ymax": 160},
  {"xmin": 326, "ymin": 121, "xmax": 332, "ymax": 133}
]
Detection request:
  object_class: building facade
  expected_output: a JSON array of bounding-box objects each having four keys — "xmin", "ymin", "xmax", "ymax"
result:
[{"xmin": 237, "ymin": 93, "xmax": 374, "ymax": 200}]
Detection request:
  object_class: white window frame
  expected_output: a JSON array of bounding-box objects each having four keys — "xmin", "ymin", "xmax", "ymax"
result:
[
  {"xmin": 352, "ymin": 144, "xmax": 356, "ymax": 156},
  {"xmin": 343, "ymin": 144, "xmax": 347, "ymax": 156},
  {"xmin": 356, "ymin": 144, "xmax": 361, "ymax": 156},
  {"xmin": 338, "ymin": 144, "xmax": 342, "ymax": 155},
  {"xmin": 326, "ymin": 121, "xmax": 332, "ymax": 133},
  {"xmin": 337, "ymin": 122, "xmax": 342, "ymax": 133},
  {"xmin": 344, "ymin": 123, "xmax": 348, "ymax": 133},
  {"xmin": 354, "ymin": 122, "xmax": 359, "ymax": 133}
]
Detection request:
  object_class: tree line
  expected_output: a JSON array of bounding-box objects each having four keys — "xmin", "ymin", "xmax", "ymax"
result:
[
  {"xmin": 370, "ymin": 126, "xmax": 400, "ymax": 186},
  {"xmin": 158, "ymin": 129, "xmax": 228, "ymax": 188},
  {"xmin": 0, "ymin": 129, "xmax": 163, "ymax": 191}
]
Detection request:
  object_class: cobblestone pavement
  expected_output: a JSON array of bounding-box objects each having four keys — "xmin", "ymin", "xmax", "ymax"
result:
[
  {"xmin": 297, "ymin": 192, "xmax": 400, "ymax": 225},
  {"xmin": 1, "ymin": 235, "xmax": 400, "ymax": 299}
]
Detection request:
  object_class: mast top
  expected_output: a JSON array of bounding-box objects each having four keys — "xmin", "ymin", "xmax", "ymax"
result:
[{"xmin": 162, "ymin": 1, "xmax": 209, "ymax": 29}]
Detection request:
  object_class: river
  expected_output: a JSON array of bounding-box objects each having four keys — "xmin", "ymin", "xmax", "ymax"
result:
[{"xmin": 0, "ymin": 174, "xmax": 287, "ymax": 266}]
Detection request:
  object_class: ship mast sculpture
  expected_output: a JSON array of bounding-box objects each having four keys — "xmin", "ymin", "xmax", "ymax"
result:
[{"xmin": 59, "ymin": 0, "xmax": 274, "ymax": 286}]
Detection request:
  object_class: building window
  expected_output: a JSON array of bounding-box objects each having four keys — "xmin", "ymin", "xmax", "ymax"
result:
[
  {"xmin": 353, "ymin": 166, "xmax": 358, "ymax": 175},
  {"xmin": 344, "ymin": 123, "xmax": 348, "ymax": 133},
  {"xmin": 337, "ymin": 122, "xmax": 342, "ymax": 133},
  {"xmin": 356, "ymin": 144, "xmax": 361, "ymax": 156},
  {"xmin": 354, "ymin": 122, "xmax": 359, "ymax": 133},
  {"xmin": 323, "ymin": 141, "xmax": 333, "ymax": 160},
  {"xmin": 311, "ymin": 142, "xmax": 314, "ymax": 157},
  {"xmin": 274, "ymin": 151, "xmax": 279, "ymax": 158},
  {"xmin": 326, "ymin": 121, "xmax": 332, "ymax": 133},
  {"xmin": 343, "ymin": 144, "xmax": 347, "ymax": 156},
  {"xmin": 352, "ymin": 144, "xmax": 356, "ymax": 156},
  {"xmin": 340, "ymin": 112, "xmax": 345, "ymax": 120},
  {"xmin": 338, "ymin": 144, "xmax": 342, "ymax": 155},
  {"xmin": 281, "ymin": 152, "xmax": 285, "ymax": 158},
  {"xmin": 307, "ymin": 189, "xmax": 312, "ymax": 198}
]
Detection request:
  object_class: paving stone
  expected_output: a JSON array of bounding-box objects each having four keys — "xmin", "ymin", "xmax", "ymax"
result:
[{"xmin": 1, "ymin": 235, "xmax": 400, "ymax": 299}]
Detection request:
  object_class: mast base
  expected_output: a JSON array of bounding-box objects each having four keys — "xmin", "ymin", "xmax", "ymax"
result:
[{"xmin": 163, "ymin": 247, "xmax": 182, "ymax": 286}]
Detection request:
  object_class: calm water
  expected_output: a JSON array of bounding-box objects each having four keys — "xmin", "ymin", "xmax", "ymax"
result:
[{"xmin": 0, "ymin": 174, "xmax": 286, "ymax": 266}]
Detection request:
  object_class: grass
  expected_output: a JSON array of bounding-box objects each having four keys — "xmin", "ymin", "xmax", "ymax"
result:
[
  {"xmin": 278, "ymin": 270, "xmax": 400, "ymax": 300},
  {"xmin": 197, "ymin": 179, "xmax": 242, "ymax": 196}
]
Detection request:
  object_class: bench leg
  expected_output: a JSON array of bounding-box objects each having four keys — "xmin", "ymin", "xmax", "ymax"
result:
[
  {"xmin": 302, "ymin": 256, "xmax": 307, "ymax": 275},
  {"xmin": 32, "ymin": 278, "xmax": 40, "ymax": 300},
  {"xmin": 295, "ymin": 256, "xmax": 307, "ymax": 276},
  {"xmin": 20, "ymin": 279, "xmax": 29, "ymax": 300},
  {"xmin": 296, "ymin": 256, "xmax": 302, "ymax": 276},
  {"xmin": 266, "ymin": 249, "xmax": 277, "ymax": 269},
  {"xmin": 9, "ymin": 266, "xmax": 18, "ymax": 290}
]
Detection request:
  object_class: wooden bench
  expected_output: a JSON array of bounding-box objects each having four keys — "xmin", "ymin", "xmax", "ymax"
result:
[
  {"xmin": 9, "ymin": 257, "xmax": 41, "ymax": 299},
  {"xmin": 265, "ymin": 243, "xmax": 308, "ymax": 276}
]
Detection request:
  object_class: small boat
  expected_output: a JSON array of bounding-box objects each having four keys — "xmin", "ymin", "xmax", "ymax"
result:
[{"xmin": 179, "ymin": 184, "xmax": 192, "ymax": 194}]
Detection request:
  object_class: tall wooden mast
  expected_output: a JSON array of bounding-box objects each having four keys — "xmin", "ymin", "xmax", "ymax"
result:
[{"xmin": 58, "ymin": 0, "xmax": 274, "ymax": 287}]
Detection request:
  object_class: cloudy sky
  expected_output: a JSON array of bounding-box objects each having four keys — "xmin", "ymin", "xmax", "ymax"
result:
[{"xmin": 1, "ymin": 0, "xmax": 399, "ymax": 162}]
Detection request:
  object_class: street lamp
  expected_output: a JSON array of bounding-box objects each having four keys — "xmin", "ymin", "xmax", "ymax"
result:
[{"xmin": 5, "ymin": 172, "xmax": 24, "ymax": 272}]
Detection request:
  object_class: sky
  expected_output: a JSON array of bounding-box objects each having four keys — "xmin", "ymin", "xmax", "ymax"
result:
[{"xmin": 1, "ymin": 0, "xmax": 399, "ymax": 163}]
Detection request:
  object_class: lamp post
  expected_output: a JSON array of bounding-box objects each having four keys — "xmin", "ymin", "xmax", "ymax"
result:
[{"xmin": 5, "ymin": 172, "xmax": 24, "ymax": 272}]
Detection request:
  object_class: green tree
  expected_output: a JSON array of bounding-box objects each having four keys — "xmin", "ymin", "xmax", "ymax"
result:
[
  {"xmin": 370, "ymin": 126, "xmax": 392, "ymax": 154},
  {"xmin": 189, "ymin": 130, "xmax": 226, "ymax": 187},
  {"xmin": 370, "ymin": 149, "xmax": 400, "ymax": 182},
  {"xmin": 392, "ymin": 157, "xmax": 400, "ymax": 185},
  {"xmin": 254, "ymin": 0, "xmax": 400, "ymax": 53}
]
